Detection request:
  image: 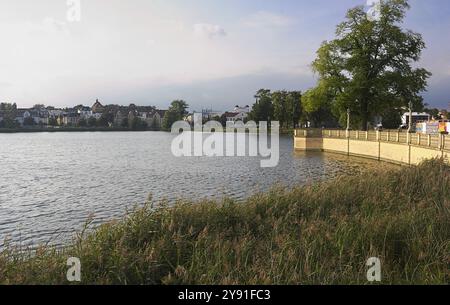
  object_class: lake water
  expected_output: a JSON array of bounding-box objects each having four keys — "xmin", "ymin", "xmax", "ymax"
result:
[{"xmin": 0, "ymin": 131, "xmax": 390, "ymax": 247}]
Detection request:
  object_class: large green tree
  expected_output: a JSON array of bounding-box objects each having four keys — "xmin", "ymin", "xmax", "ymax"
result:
[
  {"xmin": 287, "ymin": 91, "xmax": 302, "ymax": 128},
  {"xmin": 272, "ymin": 90, "xmax": 288, "ymax": 128},
  {"xmin": 162, "ymin": 100, "xmax": 189, "ymax": 130},
  {"xmin": 0, "ymin": 103, "xmax": 18, "ymax": 128},
  {"xmin": 272, "ymin": 90, "xmax": 303, "ymax": 128},
  {"xmin": 306, "ymin": 0, "xmax": 431, "ymax": 130},
  {"xmin": 249, "ymin": 89, "xmax": 302, "ymax": 127},
  {"xmin": 249, "ymin": 89, "xmax": 273, "ymax": 123}
]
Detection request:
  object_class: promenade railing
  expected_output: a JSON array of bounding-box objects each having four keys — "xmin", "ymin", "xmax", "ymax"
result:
[{"xmin": 295, "ymin": 129, "xmax": 450, "ymax": 151}]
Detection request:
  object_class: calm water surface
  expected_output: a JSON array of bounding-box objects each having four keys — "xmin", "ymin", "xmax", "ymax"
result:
[{"xmin": 0, "ymin": 132, "xmax": 393, "ymax": 247}]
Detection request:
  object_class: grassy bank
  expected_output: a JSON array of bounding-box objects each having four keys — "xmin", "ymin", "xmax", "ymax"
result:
[{"xmin": 0, "ymin": 159, "xmax": 449, "ymax": 285}]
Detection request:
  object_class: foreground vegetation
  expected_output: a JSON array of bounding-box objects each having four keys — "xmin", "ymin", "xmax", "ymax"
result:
[{"xmin": 0, "ymin": 159, "xmax": 449, "ymax": 285}]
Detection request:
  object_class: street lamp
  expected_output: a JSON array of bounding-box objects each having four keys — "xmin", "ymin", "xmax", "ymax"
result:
[
  {"xmin": 346, "ymin": 108, "xmax": 351, "ymax": 131},
  {"xmin": 346, "ymin": 108, "xmax": 351, "ymax": 138},
  {"xmin": 408, "ymin": 101, "xmax": 413, "ymax": 133},
  {"xmin": 407, "ymin": 101, "xmax": 413, "ymax": 144}
]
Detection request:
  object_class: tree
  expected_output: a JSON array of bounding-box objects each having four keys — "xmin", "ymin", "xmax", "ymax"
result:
[
  {"xmin": 272, "ymin": 91, "xmax": 288, "ymax": 129},
  {"xmin": 307, "ymin": 0, "xmax": 431, "ymax": 130},
  {"xmin": 87, "ymin": 117, "xmax": 97, "ymax": 127},
  {"xmin": 0, "ymin": 103, "xmax": 18, "ymax": 128},
  {"xmin": 121, "ymin": 118, "xmax": 129, "ymax": 128},
  {"xmin": 130, "ymin": 117, "xmax": 148, "ymax": 131},
  {"xmin": 97, "ymin": 116, "xmax": 109, "ymax": 127},
  {"xmin": 23, "ymin": 116, "xmax": 35, "ymax": 126},
  {"xmin": 78, "ymin": 118, "xmax": 87, "ymax": 127},
  {"xmin": 381, "ymin": 109, "xmax": 402, "ymax": 129},
  {"xmin": 48, "ymin": 117, "xmax": 58, "ymax": 126},
  {"xmin": 287, "ymin": 91, "xmax": 302, "ymax": 128},
  {"xmin": 249, "ymin": 89, "xmax": 273, "ymax": 123},
  {"xmin": 162, "ymin": 100, "xmax": 189, "ymax": 130},
  {"xmin": 302, "ymin": 85, "xmax": 337, "ymax": 128}
]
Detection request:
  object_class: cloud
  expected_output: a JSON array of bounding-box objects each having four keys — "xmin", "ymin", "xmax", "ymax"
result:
[
  {"xmin": 193, "ymin": 23, "xmax": 227, "ymax": 39},
  {"xmin": 244, "ymin": 11, "xmax": 295, "ymax": 28},
  {"xmin": 24, "ymin": 17, "xmax": 70, "ymax": 36}
]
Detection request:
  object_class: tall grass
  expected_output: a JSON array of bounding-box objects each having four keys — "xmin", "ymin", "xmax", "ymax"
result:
[{"xmin": 0, "ymin": 159, "xmax": 448, "ymax": 285}]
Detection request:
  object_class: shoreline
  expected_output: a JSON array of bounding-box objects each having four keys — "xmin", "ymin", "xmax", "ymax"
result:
[
  {"xmin": 0, "ymin": 127, "xmax": 161, "ymax": 133},
  {"xmin": 0, "ymin": 128, "xmax": 294, "ymax": 135}
]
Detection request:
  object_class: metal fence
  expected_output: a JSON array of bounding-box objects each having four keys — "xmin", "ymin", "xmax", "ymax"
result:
[{"xmin": 295, "ymin": 129, "xmax": 450, "ymax": 151}]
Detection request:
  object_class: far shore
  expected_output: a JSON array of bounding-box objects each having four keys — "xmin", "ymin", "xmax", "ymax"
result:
[
  {"xmin": 0, "ymin": 127, "xmax": 160, "ymax": 133},
  {"xmin": 0, "ymin": 127, "xmax": 294, "ymax": 135}
]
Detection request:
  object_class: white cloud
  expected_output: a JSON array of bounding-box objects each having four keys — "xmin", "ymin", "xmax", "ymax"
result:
[
  {"xmin": 244, "ymin": 11, "xmax": 295, "ymax": 28},
  {"xmin": 193, "ymin": 23, "xmax": 227, "ymax": 39},
  {"xmin": 28, "ymin": 17, "xmax": 71, "ymax": 36}
]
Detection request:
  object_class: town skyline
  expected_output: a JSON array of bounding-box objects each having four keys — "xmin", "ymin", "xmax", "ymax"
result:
[{"xmin": 0, "ymin": 0, "xmax": 449, "ymax": 110}]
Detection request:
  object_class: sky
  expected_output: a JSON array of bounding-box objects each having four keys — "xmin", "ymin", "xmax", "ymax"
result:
[{"xmin": 0, "ymin": 0, "xmax": 449, "ymax": 111}]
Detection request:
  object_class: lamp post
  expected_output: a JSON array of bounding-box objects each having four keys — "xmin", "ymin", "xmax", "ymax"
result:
[
  {"xmin": 346, "ymin": 108, "xmax": 350, "ymax": 138},
  {"xmin": 407, "ymin": 101, "xmax": 413, "ymax": 144},
  {"xmin": 408, "ymin": 102, "xmax": 413, "ymax": 132}
]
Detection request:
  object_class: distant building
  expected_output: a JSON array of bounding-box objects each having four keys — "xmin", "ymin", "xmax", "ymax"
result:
[
  {"xmin": 48, "ymin": 109, "xmax": 65, "ymax": 119},
  {"xmin": 136, "ymin": 110, "xmax": 166, "ymax": 128},
  {"xmin": 128, "ymin": 110, "xmax": 137, "ymax": 123},
  {"xmin": 29, "ymin": 108, "xmax": 49, "ymax": 125},
  {"xmin": 154, "ymin": 110, "xmax": 166, "ymax": 126},
  {"xmin": 401, "ymin": 112, "xmax": 431, "ymax": 127},
  {"xmin": 114, "ymin": 110, "xmax": 125, "ymax": 126},
  {"xmin": 92, "ymin": 99, "xmax": 104, "ymax": 114},
  {"xmin": 224, "ymin": 111, "xmax": 247, "ymax": 122},
  {"xmin": 15, "ymin": 109, "xmax": 30, "ymax": 126},
  {"xmin": 77, "ymin": 106, "xmax": 93, "ymax": 120},
  {"xmin": 222, "ymin": 105, "xmax": 250, "ymax": 123},
  {"xmin": 62, "ymin": 111, "xmax": 80, "ymax": 126},
  {"xmin": 233, "ymin": 105, "xmax": 250, "ymax": 114},
  {"xmin": 202, "ymin": 108, "xmax": 223, "ymax": 120}
]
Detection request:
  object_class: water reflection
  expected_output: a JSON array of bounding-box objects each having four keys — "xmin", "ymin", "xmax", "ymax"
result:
[{"xmin": 0, "ymin": 132, "xmax": 396, "ymax": 247}]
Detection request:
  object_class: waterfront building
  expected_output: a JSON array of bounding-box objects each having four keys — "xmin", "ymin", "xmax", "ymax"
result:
[
  {"xmin": 224, "ymin": 111, "xmax": 247, "ymax": 122},
  {"xmin": 62, "ymin": 111, "xmax": 80, "ymax": 126},
  {"xmin": 14, "ymin": 109, "xmax": 30, "ymax": 126},
  {"xmin": 114, "ymin": 110, "xmax": 125, "ymax": 126},
  {"xmin": 233, "ymin": 105, "xmax": 250, "ymax": 114},
  {"xmin": 92, "ymin": 99, "xmax": 105, "ymax": 113},
  {"xmin": 201, "ymin": 108, "xmax": 223, "ymax": 120}
]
